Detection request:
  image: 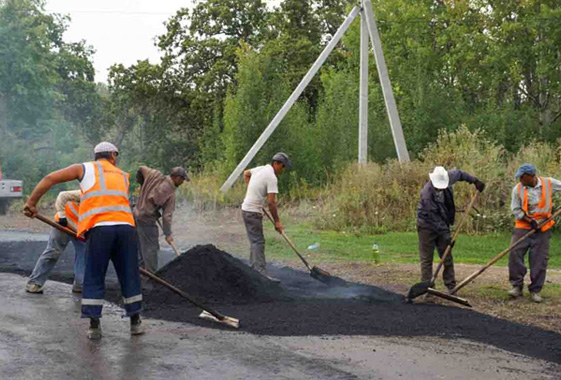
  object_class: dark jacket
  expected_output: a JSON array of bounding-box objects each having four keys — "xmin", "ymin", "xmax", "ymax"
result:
[{"xmin": 416, "ymin": 170, "xmax": 477, "ymax": 232}]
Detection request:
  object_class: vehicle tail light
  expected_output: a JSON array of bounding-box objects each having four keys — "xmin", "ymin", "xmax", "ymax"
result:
[{"xmin": 11, "ymin": 186, "xmax": 22, "ymax": 192}]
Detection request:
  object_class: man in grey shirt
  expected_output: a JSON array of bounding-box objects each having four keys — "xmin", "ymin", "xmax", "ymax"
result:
[
  {"xmin": 508, "ymin": 163, "xmax": 561, "ymax": 302},
  {"xmin": 416, "ymin": 166, "xmax": 485, "ymax": 292},
  {"xmin": 242, "ymin": 153, "xmax": 292, "ymax": 282}
]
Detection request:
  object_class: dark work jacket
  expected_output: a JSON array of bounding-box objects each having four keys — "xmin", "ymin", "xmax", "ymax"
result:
[{"xmin": 416, "ymin": 170, "xmax": 478, "ymax": 232}]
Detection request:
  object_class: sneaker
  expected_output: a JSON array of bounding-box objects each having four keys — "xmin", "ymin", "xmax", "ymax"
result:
[
  {"xmin": 130, "ymin": 315, "xmax": 145, "ymax": 336},
  {"xmin": 530, "ymin": 292, "xmax": 543, "ymax": 303},
  {"xmin": 508, "ymin": 286, "xmax": 523, "ymax": 298},
  {"xmin": 72, "ymin": 282, "xmax": 83, "ymax": 294},
  {"xmin": 25, "ymin": 283, "xmax": 44, "ymax": 294}
]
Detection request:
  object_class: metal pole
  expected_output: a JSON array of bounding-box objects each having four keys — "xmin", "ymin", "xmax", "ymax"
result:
[
  {"xmin": 220, "ymin": 6, "xmax": 362, "ymax": 193},
  {"xmin": 362, "ymin": 0, "xmax": 410, "ymax": 162},
  {"xmin": 358, "ymin": 12, "xmax": 369, "ymax": 165}
]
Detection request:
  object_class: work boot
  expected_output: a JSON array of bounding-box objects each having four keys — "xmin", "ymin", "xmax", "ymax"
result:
[
  {"xmin": 25, "ymin": 283, "xmax": 44, "ymax": 294},
  {"xmin": 87, "ymin": 318, "xmax": 102, "ymax": 340},
  {"xmin": 508, "ymin": 286, "xmax": 523, "ymax": 298},
  {"xmin": 130, "ymin": 314, "xmax": 145, "ymax": 336},
  {"xmin": 530, "ymin": 292, "xmax": 543, "ymax": 303},
  {"xmin": 72, "ymin": 281, "xmax": 83, "ymax": 294}
]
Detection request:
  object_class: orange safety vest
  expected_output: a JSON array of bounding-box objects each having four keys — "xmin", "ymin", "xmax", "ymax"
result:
[
  {"xmin": 515, "ymin": 177, "xmax": 555, "ymax": 232},
  {"xmin": 54, "ymin": 200, "xmax": 80, "ymax": 232},
  {"xmin": 77, "ymin": 160, "xmax": 135, "ymax": 236}
]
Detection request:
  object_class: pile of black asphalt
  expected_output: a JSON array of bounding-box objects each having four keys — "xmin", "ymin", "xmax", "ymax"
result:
[
  {"xmin": 143, "ymin": 244, "xmax": 561, "ymax": 365},
  {"xmin": 1, "ymin": 237, "xmax": 559, "ymax": 364}
]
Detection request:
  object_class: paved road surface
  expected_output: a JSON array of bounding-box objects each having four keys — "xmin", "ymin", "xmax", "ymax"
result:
[{"xmin": 0, "ymin": 273, "xmax": 558, "ymax": 379}]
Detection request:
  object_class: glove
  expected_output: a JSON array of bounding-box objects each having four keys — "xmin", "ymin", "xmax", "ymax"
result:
[
  {"xmin": 449, "ymin": 240, "xmax": 456, "ymax": 249},
  {"xmin": 58, "ymin": 217, "xmax": 68, "ymax": 227},
  {"xmin": 474, "ymin": 180, "xmax": 486, "ymax": 193},
  {"xmin": 530, "ymin": 219, "xmax": 540, "ymax": 231}
]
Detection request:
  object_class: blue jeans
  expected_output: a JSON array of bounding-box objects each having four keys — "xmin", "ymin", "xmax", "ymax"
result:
[
  {"xmin": 28, "ymin": 227, "xmax": 86, "ymax": 287},
  {"xmin": 81, "ymin": 225, "xmax": 142, "ymax": 319}
]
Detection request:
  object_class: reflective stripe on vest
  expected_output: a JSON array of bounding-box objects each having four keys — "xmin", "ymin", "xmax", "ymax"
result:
[
  {"xmin": 54, "ymin": 200, "xmax": 80, "ymax": 231},
  {"xmin": 77, "ymin": 160, "xmax": 134, "ymax": 236},
  {"xmin": 515, "ymin": 177, "xmax": 554, "ymax": 231},
  {"xmin": 66, "ymin": 201, "xmax": 80, "ymax": 230}
]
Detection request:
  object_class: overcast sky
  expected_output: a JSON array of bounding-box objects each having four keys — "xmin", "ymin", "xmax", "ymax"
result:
[{"xmin": 45, "ymin": 0, "xmax": 283, "ymax": 83}]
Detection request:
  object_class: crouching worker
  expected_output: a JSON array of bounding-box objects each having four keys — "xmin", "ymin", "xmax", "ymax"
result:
[
  {"xmin": 509, "ymin": 164, "xmax": 561, "ymax": 303},
  {"xmin": 26, "ymin": 190, "xmax": 86, "ymax": 294},
  {"xmin": 23, "ymin": 142, "xmax": 144, "ymax": 340},
  {"xmin": 417, "ymin": 166, "xmax": 485, "ymax": 293}
]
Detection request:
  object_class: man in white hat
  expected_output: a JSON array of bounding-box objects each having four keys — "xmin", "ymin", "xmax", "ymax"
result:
[
  {"xmin": 416, "ymin": 166, "xmax": 485, "ymax": 292},
  {"xmin": 23, "ymin": 142, "xmax": 144, "ymax": 340}
]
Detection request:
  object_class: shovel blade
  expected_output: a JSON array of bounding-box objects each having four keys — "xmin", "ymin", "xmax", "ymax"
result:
[
  {"xmin": 406, "ymin": 281, "xmax": 432, "ymax": 301},
  {"xmin": 310, "ymin": 266, "xmax": 344, "ymax": 286}
]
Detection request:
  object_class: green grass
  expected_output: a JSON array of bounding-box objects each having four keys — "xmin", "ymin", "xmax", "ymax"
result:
[{"xmin": 263, "ymin": 222, "xmax": 561, "ymax": 269}]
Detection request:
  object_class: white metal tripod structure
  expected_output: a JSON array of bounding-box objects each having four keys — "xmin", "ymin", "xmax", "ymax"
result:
[{"xmin": 220, "ymin": 0, "xmax": 410, "ymax": 193}]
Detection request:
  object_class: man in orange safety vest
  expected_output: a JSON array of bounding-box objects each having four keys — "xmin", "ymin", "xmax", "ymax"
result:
[
  {"xmin": 23, "ymin": 142, "xmax": 143, "ymax": 340},
  {"xmin": 509, "ymin": 163, "xmax": 561, "ymax": 303}
]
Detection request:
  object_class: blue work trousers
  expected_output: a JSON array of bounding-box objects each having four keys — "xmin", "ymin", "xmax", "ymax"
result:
[
  {"xmin": 28, "ymin": 227, "xmax": 86, "ymax": 287},
  {"xmin": 81, "ymin": 225, "xmax": 142, "ymax": 318}
]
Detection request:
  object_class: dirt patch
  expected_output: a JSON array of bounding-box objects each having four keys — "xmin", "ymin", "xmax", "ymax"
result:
[{"xmin": 143, "ymin": 244, "xmax": 561, "ymax": 365}]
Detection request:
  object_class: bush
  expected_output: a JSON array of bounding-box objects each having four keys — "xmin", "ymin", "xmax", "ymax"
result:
[{"xmin": 315, "ymin": 126, "xmax": 561, "ymax": 233}]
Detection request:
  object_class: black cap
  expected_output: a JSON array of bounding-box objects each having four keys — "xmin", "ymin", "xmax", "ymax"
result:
[
  {"xmin": 272, "ymin": 152, "xmax": 292, "ymax": 169},
  {"xmin": 170, "ymin": 167, "xmax": 190, "ymax": 181}
]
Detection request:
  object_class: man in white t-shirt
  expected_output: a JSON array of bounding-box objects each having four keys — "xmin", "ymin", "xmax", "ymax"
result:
[{"xmin": 242, "ymin": 152, "xmax": 292, "ymax": 281}]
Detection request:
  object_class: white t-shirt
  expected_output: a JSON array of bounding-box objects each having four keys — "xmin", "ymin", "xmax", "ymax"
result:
[
  {"xmin": 241, "ymin": 165, "xmax": 278, "ymax": 213},
  {"xmin": 80, "ymin": 161, "xmax": 132, "ymax": 228}
]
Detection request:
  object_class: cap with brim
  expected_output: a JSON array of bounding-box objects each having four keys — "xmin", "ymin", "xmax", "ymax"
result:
[
  {"xmin": 272, "ymin": 152, "xmax": 292, "ymax": 169},
  {"xmin": 429, "ymin": 166, "xmax": 449, "ymax": 189},
  {"xmin": 94, "ymin": 142, "xmax": 119, "ymax": 154},
  {"xmin": 170, "ymin": 167, "xmax": 190, "ymax": 181},
  {"xmin": 514, "ymin": 163, "xmax": 537, "ymax": 179}
]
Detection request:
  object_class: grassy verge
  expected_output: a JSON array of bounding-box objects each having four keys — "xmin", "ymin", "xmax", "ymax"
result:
[{"xmin": 263, "ymin": 222, "xmax": 561, "ymax": 268}]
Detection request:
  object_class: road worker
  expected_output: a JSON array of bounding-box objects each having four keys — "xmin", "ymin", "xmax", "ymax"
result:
[
  {"xmin": 417, "ymin": 166, "xmax": 485, "ymax": 293},
  {"xmin": 242, "ymin": 152, "xmax": 292, "ymax": 282},
  {"xmin": 25, "ymin": 190, "xmax": 85, "ymax": 294},
  {"xmin": 134, "ymin": 166, "xmax": 189, "ymax": 273},
  {"xmin": 508, "ymin": 163, "xmax": 561, "ymax": 303},
  {"xmin": 23, "ymin": 142, "xmax": 143, "ymax": 340}
]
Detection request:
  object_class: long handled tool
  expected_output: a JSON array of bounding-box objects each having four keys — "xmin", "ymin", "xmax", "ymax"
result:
[
  {"xmin": 262, "ymin": 209, "xmax": 333, "ymax": 284},
  {"xmin": 407, "ymin": 192, "xmax": 478, "ymax": 301},
  {"xmin": 33, "ymin": 213, "xmax": 239, "ymax": 328},
  {"xmin": 450, "ymin": 207, "xmax": 561, "ymax": 295},
  {"xmin": 428, "ymin": 207, "xmax": 561, "ymax": 307},
  {"xmin": 156, "ymin": 219, "xmax": 181, "ymax": 257}
]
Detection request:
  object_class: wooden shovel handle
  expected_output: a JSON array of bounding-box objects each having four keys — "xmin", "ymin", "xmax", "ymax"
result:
[
  {"xmin": 432, "ymin": 192, "xmax": 479, "ymax": 282},
  {"xmin": 34, "ymin": 213, "xmax": 85, "ymax": 241},
  {"xmin": 156, "ymin": 219, "xmax": 181, "ymax": 257},
  {"xmin": 262, "ymin": 208, "xmax": 312, "ymax": 271},
  {"xmin": 451, "ymin": 206, "xmax": 561, "ymax": 294}
]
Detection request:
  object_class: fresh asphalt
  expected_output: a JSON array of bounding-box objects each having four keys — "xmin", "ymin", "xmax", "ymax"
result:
[{"xmin": 0, "ymin": 231, "xmax": 560, "ymax": 379}]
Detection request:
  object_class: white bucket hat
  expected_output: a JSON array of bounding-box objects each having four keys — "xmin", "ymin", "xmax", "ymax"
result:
[{"xmin": 429, "ymin": 166, "xmax": 449, "ymax": 189}]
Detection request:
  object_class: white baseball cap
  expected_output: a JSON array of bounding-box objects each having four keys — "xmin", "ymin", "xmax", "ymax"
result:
[
  {"xmin": 429, "ymin": 166, "xmax": 449, "ymax": 189},
  {"xmin": 94, "ymin": 142, "xmax": 119, "ymax": 154}
]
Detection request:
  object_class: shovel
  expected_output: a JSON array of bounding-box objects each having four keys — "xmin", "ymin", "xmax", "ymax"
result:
[
  {"xmin": 32, "ymin": 213, "xmax": 240, "ymax": 328},
  {"xmin": 407, "ymin": 192, "xmax": 478, "ymax": 302},
  {"xmin": 262, "ymin": 209, "xmax": 333, "ymax": 285},
  {"xmin": 450, "ymin": 206, "xmax": 561, "ymax": 296}
]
